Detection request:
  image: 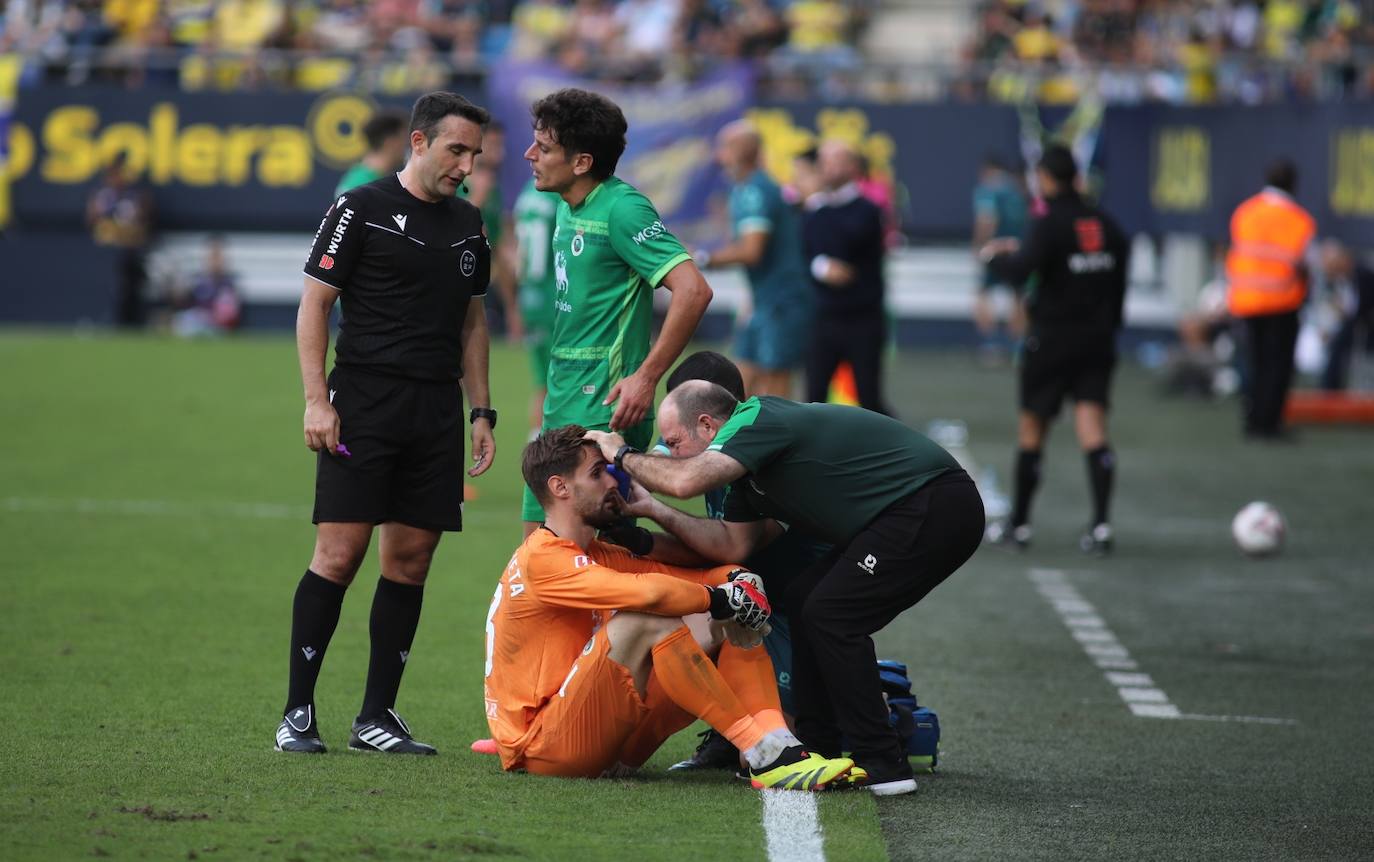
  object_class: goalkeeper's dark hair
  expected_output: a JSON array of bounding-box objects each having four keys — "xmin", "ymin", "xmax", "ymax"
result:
[
  {"xmin": 531, "ymin": 88, "xmax": 628, "ymax": 181},
  {"xmin": 667, "ymin": 380, "xmax": 740, "ymax": 431},
  {"xmin": 363, "ymin": 109, "xmax": 407, "ymax": 151},
  {"xmin": 410, "ymin": 91, "xmax": 490, "ymax": 143},
  {"xmin": 522, "ymin": 424, "xmax": 596, "ymax": 505},
  {"xmin": 666, "ymin": 350, "xmax": 745, "ymax": 401}
]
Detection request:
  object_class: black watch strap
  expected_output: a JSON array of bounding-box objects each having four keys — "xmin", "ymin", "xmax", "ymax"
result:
[
  {"xmin": 470, "ymin": 407, "xmax": 498, "ymax": 428},
  {"xmin": 614, "ymin": 444, "xmax": 641, "ymax": 472}
]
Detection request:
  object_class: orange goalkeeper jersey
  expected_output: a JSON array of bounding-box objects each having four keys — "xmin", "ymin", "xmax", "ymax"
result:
[{"xmin": 482, "ymin": 527, "xmax": 736, "ymax": 769}]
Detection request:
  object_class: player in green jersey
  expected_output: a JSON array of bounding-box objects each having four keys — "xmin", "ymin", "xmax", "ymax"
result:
[
  {"xmin": 512, "ymin": 177, "xmax": 560, "ymax": 435},
  {"xmin": 334, "ymin": 109, "xmax": 408, "ymax": 196},
  {"xmin": 701, "ymin": 121, "xmax": 812, "ymax": 398},
  {"xmin": 518, "ymin": 88, "xmax": 713, "ymax": 534}
]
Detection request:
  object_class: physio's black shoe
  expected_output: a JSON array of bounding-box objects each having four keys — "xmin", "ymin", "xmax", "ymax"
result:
[
  {"xmin": 275, "ymin": 704, "xmax": 326, "ymax": 754},
  {"xmin": 348, "ymin": 709, "xmax": 437, "ymax": 755},
  {"xmin": 1079, "ymin": 523, "xmax": 1114, "ymax": 557},
  {"xmin": 668, "ymin": 729, "xmax": 740, "ymax": 771}
]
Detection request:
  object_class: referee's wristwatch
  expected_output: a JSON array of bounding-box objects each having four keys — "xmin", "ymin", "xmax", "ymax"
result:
[
  {"xmin": 614, "ymin": 444, "xmax": 641, "ymax": 472},
  {"xmin": 469, "ymin": 407, "xmax": 498, "ymax": 428}
]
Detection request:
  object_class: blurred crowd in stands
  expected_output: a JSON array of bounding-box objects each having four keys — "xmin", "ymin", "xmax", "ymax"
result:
[
  {"xmin": 963, "ymin": 0, "xmax": 1374, "ymax": 104},
  {"xmin": 1, "ymin": 0, "xmax": 1372, "ymax": 102},
  {"xmin": 0, "ymin": 0, "xmax": 870, "ymax": 93}
]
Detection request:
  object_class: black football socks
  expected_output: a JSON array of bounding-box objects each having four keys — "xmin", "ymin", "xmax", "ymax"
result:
[
  {"xmin": 285, "ymin": 570, "xmax": 347, "ymax": 715},
  {"xmin": 358, "ymin": 576, "xmax": 425, "ymax": 723},
  {"xmin": 1011, "ymin": 448, "xmax": 1042, "ymax": 528},
  {"xmin": 1086, "ymin": 446, "xmax": 1115, "ymax": 527}
]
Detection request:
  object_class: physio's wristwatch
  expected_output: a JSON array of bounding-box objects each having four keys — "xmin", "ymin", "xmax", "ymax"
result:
[{"xmin": 614, "ymin": 444, "xmax": 641, "ymax": 472}]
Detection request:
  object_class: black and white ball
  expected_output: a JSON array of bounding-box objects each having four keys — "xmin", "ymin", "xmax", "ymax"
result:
[{"xmin": 1231, "ymin": 501, "xmax": 1285, "ymax": 557}]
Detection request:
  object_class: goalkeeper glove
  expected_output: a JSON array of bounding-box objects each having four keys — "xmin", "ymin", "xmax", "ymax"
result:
[{"xmin": 706, "ymin": 579, "xmax": 771, "ymax": 631}]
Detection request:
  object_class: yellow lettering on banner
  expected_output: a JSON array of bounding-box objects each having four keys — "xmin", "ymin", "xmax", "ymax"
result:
[
  {"xmin": 4, "ymin": 122, "xmax": 35, "ymax": 180},
  {"xmin": 24, "ymin": 95, "xmax": 349, "ymax": 188},
  {"xmin": 222, "ymin": 127, "xmax": 264, "ymax": 185},
  {"xmin": 1330, "ymin": 129, "xmax": 1374, "ymax": 216},
  {"xmin": 748, "ymin": 107, "xmax": 898, "ymax": 187},
  {"xmin": 177, "ymin": 124, "xmax": 221, "ymax": 186},
  {"xmin": 308, "ymin": 93, "xmax": 373, "ymax": 169},
  {"xmin": 258, "ymin": 127, "xmax": 311, "ymax": 187},
  {"xmin": 149, "ymin": 102, "xmax": 177, "ymax": 184},
  {"xmin": 1151, "ymin": 127, "xmax": 1210, "ymax": 212},
  {"xmin": 97, "ymin": 122, "xmax": 149, "ymax": 176},
  {"xmin": 41, "ymin": 105, "xmax": 100, "ymax": 183}
]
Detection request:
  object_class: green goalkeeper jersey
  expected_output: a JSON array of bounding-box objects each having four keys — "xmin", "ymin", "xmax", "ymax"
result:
[{"xmin": 544, "ymin": 176, "xmax": 690, "ymax": 428}]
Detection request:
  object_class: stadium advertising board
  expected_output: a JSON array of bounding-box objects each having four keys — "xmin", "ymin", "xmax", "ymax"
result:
[
  {"xmin": 4, "ymin": 87, "xmax": 380, "ymax": 230},
  {"xmin": 487, "ymin": 62, "xmax": 755, "ymax": 247},
  {"xmin": 7, "ymin": 83, "xmax": 1374, "ymax": 245}
]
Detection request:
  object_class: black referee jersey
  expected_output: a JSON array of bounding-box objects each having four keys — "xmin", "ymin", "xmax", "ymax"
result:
[
  {"xmin": 303, "ymin": 174, "xmax": 491, "ymax": 382},
  {"xmin": 990, "ymin": 189, "xmax": 1129, "ymax": 336}
]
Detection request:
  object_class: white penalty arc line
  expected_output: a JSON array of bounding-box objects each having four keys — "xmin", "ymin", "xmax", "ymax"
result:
[
  {"xmin": 1028, "ymin": 568, "xmax": 1297, "ymax": 726},
  {"xmin": 761, "ymin": 789, "xmax": 825, "ymax": 862}
]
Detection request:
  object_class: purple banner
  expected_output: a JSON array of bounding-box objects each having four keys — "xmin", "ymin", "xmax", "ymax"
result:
[{"xmin": 488, "ymin": 62, "xmax": 755, "ymax": 247}]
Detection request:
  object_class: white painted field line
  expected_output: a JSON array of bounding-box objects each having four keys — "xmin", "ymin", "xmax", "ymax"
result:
[
  {"xmin": 2, "ymin": 496, "xmax": 505, "ymax": 524},
  {"xmin": 1028, "ymin": 568, "xmax": 1295, "ymax": 726},
  {"xmin": 761, "ymin": 790, "xmax": 825, "ymax": 862}
]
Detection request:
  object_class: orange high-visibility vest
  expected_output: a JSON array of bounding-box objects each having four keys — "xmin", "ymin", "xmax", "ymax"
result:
[{"xmin": 1225, "ymin": 189, "xmax": 1316, "ymax": 317}]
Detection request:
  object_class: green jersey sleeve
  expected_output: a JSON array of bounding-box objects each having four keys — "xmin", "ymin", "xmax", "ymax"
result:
[
  {"xmin": 732, "ymin": 182, "xmax": 774, "ymax": 234},
  {"xmin": 607, "ymin": 192, "xmax": 690, "ymax": 288},
  {"xmin": 706, "ymin": 398, "xmax": 789, "ymax": 474}
]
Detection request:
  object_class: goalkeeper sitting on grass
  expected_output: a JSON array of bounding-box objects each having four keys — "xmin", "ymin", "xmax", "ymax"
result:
[{"xmin": 481, "ymin": 425, "xmax": 853, "ymax": 789}]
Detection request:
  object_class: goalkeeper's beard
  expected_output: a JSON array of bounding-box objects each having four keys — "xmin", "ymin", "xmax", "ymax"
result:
[{"xmin": 577, "ymin": 491, "xmax": 624, "ymax": 530}]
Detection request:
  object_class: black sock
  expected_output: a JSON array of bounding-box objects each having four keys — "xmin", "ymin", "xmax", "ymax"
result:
[
  {"xmin": 358, "ymin": 576, "xmax": 425, "ymax": 722},
  {"xmin": 1086, "ymin": 446, "xmax": 1115, "ymax": 527},
  {"xmin": 285, "ymin": 570, "xmax": 347, "ymax": 715},
  {"xmin": 1011, "ymin": 448, "xmax": 1042, "ymax": 528}
]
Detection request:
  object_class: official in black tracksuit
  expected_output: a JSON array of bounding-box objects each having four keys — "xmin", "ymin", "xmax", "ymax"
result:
[
  {"xmin": 984, "ymin": 144, "xmax": 1129, "ymax": 555},
  {"xmin": 801, "ymin": 140, "xmax": 888, "ymax": 413}
]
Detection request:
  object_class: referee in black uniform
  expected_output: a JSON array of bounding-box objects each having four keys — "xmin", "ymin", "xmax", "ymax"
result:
[
  {"xmin": 982, "ymin": 144, "xmax": 1129, "ymax": 555},
  {"xmin": 275, "ymin": 92, "xmax": 497, "ymax": 755}
]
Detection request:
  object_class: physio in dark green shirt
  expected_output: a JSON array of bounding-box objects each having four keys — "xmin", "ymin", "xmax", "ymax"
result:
[{"xmin": 588, "ymin": 381, "xmax": 983, "ymax": 796}]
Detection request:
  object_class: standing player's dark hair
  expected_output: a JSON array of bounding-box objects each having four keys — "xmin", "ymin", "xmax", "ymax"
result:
[
  {"xmin": 531, "ymin": 88, "xmax": 628, "ymax": 181},
  {"xmin": 522, "ymin": 424, "xmax": 595, "ymax": 506},
  {"xmin": 363, "ymin": 109, "xmax": 408, "ymax": 151},
  {"xmin": 410, "ymin": 92, "xmax": 491, "ymax": 143},
  {"xmin": 670, "ymin": 381, "xmax": 740, "ymax": 429},
  {"xmin": 666, "ymin": 351, "xmax": 746, "ymax": 401},
  {"xmin": 1039, "ymin": 144, "xmax": 1077, "ymax": 186},
  {"xmin": 1265, "ymin": 158, "xmax": 1298, "ymax": 194}
]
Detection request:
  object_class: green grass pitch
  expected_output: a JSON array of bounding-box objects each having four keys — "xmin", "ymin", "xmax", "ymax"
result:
[{"xmin": 2, "ymin": 331, "xmax": 1371, "ymax": 861}]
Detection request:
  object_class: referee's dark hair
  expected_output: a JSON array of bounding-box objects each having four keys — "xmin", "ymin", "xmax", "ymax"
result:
[
  {"xmin": 363, "ymin": 109, "xmax": 407, "ymax": 151},
  {"xmin": 1265, "ymin": 158, "xmax": 1298, "ymax": 194},
  {"xmin": 410, "ymin": 92, "xmax": 491, "ymax": 143},
  {"xmin": 1039, "ymin": 144, "xmax": 1078, "ymax": 186},
  {"xmin": 666, "ymin": 350, "xmax": 746, "ymax": 401},
  {"xmin": 531, "ymin": 88, "xmax": 628, "ymax": 181},
  {"xmin": 522, "ymin": 424, "xmax": 595, "ymax": 505},
  {"xmin": 666, "ymin": 380, "xmax": 740, "ymax": 434}
]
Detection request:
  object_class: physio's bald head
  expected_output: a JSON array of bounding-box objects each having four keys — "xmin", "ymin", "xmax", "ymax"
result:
[
  {"xmin": 658, "ymin": 380, "xmax": 740, "ymax": 458},
  {"xmin": 818, "ymin": 138, "xmax": 862, "ymax": 190}
]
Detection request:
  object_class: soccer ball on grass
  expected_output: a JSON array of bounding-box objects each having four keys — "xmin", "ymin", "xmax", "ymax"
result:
[{"xmin": 1231, "ymin": 501, "xmax": 1285, "ymax": 557}]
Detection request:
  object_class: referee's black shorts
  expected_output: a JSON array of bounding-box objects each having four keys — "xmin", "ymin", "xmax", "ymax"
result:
[
  {"xmin": 1020, "ymin": 330, "xmax": 1116, "ymax": 419},
  {"xmin": 313, "ymin": 366, "xmax": 464, "ymax": 532}
]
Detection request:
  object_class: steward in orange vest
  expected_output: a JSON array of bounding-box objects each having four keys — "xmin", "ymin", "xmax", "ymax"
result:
[{"xmin": 1225, "ymin": 159, "xmax": 1315, "ymax": 439}]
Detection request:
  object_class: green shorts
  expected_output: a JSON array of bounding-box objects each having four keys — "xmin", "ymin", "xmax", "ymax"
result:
[{"xmin": 521, "ymin": 417, "xmax": 655, "ymax": 522}]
